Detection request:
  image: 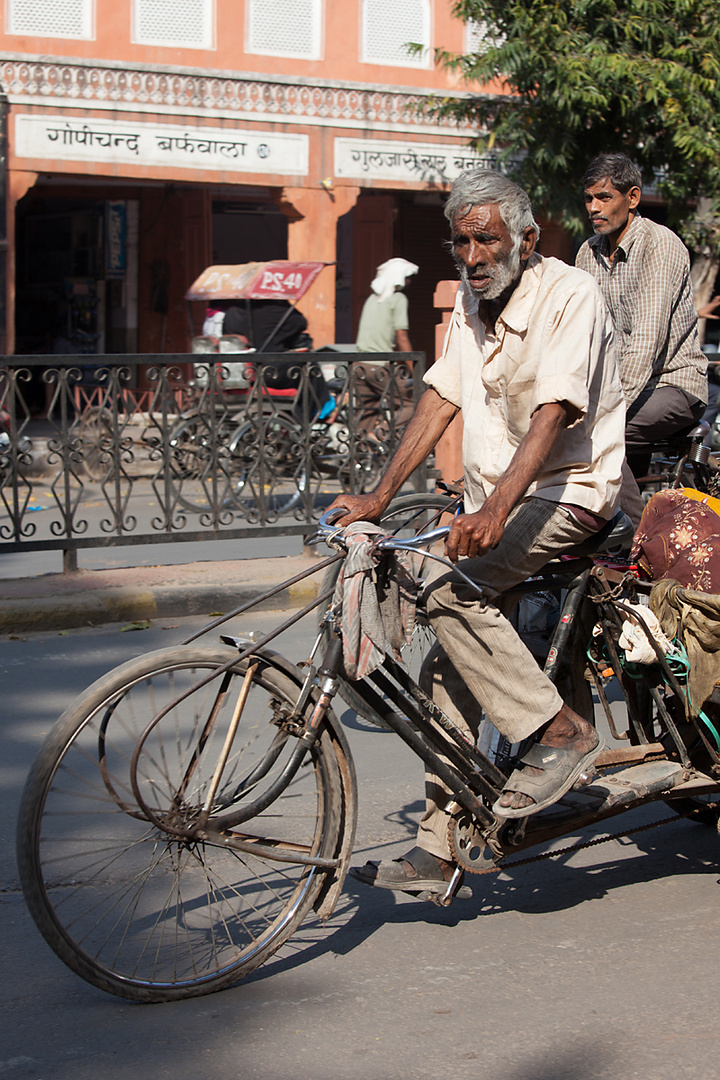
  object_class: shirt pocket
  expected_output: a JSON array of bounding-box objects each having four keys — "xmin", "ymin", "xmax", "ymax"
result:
[{"xmin": 499, "ymin": 359, "xmax": 536, "ymax": 440}]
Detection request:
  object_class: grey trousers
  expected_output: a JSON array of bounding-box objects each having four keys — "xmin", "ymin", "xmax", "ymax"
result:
[
  {"xmin": 416, "ymin": 497, "xmax": 596, "ymax": 860},
  {"xmin": 619, "ymin": 386, "xmax": 707, "ymax": 530}
]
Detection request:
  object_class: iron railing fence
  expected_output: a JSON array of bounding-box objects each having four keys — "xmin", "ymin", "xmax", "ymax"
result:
[{"xmin": 0, "ymin": 353, "xmax": 428, "ymax": 570}]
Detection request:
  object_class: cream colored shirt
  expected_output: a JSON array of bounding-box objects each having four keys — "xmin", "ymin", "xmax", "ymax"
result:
[{"xmin": 424, "ymin": 254, "xmax": 625, "ymax": 517}]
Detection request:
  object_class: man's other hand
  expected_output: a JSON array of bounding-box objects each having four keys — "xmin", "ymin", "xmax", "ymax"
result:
[
  {"xmin": 326, "ymin": 491, "xmax": 391, "ymax": 526},
  {"xmin": 445, "ymin": 508, "xmax": 505, "ymax": 562}
]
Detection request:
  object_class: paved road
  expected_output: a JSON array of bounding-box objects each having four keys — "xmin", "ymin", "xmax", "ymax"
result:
[{"xmin": 3, "ymin": 612, "xmax": 720, "ymax": 1080}]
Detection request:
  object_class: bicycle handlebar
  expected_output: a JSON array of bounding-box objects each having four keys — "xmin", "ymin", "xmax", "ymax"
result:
[{"xmin": 316, "ymin": 507, "xmax": 450, "ymax": 550}]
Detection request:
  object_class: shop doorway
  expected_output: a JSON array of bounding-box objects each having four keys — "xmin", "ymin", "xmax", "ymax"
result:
[
  {"xmin": 15, "ymin": 193, "xmax": 140, "ymax": 358},
  {"xmin": 212, "ymin": 200, "xmax": 288, "ymax": 264}
]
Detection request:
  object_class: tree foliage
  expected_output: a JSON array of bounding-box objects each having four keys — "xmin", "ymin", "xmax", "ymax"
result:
[{"xmin": 427, "ymin": 0, "xmax": 720, "ymax": 244}]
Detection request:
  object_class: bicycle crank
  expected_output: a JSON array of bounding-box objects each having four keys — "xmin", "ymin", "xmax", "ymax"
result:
[{"xmin": 448, "ymin": 810, "xmax": 497, "ymax": 874}]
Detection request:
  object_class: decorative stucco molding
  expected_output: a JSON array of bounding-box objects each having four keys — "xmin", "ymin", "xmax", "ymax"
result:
[{"xmin": 1, "ymin": 58, "xmax": 477, "ymax": 137}]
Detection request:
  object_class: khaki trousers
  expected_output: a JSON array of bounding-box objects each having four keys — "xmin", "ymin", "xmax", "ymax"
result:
[{"xmin": 416, "ymin": 497, "xmax": 596, "ymax": 860}]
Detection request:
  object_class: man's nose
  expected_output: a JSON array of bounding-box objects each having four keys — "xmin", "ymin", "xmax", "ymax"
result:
[
  {"xmin": 465, "ymin": 239, "xmax": 484, "ymax": 266},
  {"xmin": 587, "ymin": 198, "xmax": 602, "ymax": 216}
]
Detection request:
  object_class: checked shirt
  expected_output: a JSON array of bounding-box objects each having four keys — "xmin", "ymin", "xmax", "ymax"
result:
[{"xmin": 576, "ymin": 214, "xmax": 707, "ymax": 407}]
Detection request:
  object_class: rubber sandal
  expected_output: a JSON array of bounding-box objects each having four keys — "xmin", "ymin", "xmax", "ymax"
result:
[
  {"xmin": 349, "ymin": 845, "xmax": 457, "ymax": 894},
  {"xmin": 492, "ymin": 734, "xmax": 605, "ymax": 819}
]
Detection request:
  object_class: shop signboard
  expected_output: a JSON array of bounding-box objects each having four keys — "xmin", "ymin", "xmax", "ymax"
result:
[
  {"xmin": 334, "ymin": 137, "xmax": 495, "ymax": 184},
  {"xmin": 14, "ymin": 115, "xmax": 309, "ymax": 177}
]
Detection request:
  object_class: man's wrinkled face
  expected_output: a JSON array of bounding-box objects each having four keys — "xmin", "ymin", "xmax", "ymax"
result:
[
  {"xmin": 583, "ymin": 178, "xmax": 640, "ymax": 240},
  {"xmin": 451, "ymin": 204, "xmax": 524, "ymax": 300}
]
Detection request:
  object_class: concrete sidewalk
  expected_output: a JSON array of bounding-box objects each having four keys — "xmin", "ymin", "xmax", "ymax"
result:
[{"xmin": 0, "ymin": 552, "xmax": 332, "ymax": 633}]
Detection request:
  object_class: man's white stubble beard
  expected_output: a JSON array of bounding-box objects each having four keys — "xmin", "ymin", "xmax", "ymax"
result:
[{"xmin": 457, "ymin": 240, "xmax": 523, "ymax": 300}]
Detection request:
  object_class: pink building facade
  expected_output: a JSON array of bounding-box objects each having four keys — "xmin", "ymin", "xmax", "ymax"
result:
[{"xmin": 0, "ymin": 1, "xmax": 571, "ymax": 362}]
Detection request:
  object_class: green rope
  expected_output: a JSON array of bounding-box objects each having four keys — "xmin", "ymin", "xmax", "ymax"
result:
[{"xmin": 588, "ymin": 633, "xmax": 720, "ymax": 751}]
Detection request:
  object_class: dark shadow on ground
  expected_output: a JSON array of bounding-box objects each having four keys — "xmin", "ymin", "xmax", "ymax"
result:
[{"xmin": 243, "ymin": 800, "xmax": 720, "ymax": 990}]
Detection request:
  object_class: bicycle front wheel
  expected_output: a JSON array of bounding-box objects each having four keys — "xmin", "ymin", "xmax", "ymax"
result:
[{"xmin": 17, "ymin": 645, "xmax": 343, "ymax": 1002}]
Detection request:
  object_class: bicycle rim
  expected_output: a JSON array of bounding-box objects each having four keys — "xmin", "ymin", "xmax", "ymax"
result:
[{"xmin": 17, "ymin": 646, "xmax": 341, "ymax": 1001}]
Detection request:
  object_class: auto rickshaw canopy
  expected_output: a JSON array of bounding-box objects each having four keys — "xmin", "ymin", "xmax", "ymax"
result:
[{"xmin": 185, "ymin": 261, "xmax": 329, "ymax": 303}]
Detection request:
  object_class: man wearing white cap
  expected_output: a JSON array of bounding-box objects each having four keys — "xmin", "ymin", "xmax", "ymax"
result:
[
  {"xmin": 355, "ymin": 258, "xmax": 419, "ymax": 433},
  {"xmin": 356, "ymin": 257, "xmax": 419, "ymax": 354}
]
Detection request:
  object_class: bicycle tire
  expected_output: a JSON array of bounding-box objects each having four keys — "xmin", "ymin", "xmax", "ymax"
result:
[
  {"xmin": 17, "ymin": 645, "xmax": 343, "ymax": 1002},
  {"xmin": 318, "ymin": 491, "xmax": 457, "ymax": 728}
]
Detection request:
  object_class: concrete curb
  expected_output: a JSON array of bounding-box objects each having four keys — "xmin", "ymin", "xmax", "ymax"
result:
[{"xmin": 0, "ymin": 555, "xmax": 327, "ymax": 634}]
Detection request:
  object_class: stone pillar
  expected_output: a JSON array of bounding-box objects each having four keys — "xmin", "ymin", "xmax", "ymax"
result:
[
  {"xmin": 281, "ymin": 185, "xmax": 360, "ymax": 348},
  {"xmin": 433, "ymin": 279, "xmax": 464, "ymax": 488}
]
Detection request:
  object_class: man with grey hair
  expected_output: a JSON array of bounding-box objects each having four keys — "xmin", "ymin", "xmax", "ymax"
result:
[
  {"xmin": 576, "ymin": 153, "xmax": 707, "ymax": 524},
  {"xmin": 330, "ymin": 169, "xmax": 626, "ymax": 897}
]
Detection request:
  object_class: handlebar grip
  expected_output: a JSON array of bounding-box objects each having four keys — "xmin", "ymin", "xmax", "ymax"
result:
[{"xmin": 318, "ymin": 507, "xmax": 349, "ymax": 528}]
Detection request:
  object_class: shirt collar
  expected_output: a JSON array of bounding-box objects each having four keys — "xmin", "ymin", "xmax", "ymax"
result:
[
  {"xmin": 588, "ymin": 212, "xmax": 643, "ymax": 262},
  {"xmin": 462, "ymin": 252, "xmax": 543, "ymax": 334}
]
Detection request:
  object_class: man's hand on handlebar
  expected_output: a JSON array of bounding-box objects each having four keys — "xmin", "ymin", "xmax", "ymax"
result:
[
  {"xmin": 445, "ymin": 507, "xmax": 505, "ymax": 562},
  {"xmin": 325, "ymin": 491, "xmax": 392, "ymax": 526}
]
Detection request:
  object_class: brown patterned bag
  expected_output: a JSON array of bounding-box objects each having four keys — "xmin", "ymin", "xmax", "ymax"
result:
[{"xmin": 630, "ymin": 488, "xmax": 720, "ymax": 591}]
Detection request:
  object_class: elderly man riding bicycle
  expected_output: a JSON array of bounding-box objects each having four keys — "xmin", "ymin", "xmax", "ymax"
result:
[{"xmin": 330, "ymin": 168, "xmax": 628, "ymax": 895}]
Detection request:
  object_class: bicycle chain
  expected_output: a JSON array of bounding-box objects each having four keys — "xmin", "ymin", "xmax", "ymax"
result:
[{"xmin": 449, "ymin": 810, "xmax": 684, "ymax": 876}]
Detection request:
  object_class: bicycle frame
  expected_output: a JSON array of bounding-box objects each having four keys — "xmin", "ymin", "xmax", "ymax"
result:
[
  {"xmin": 261, "ymin": 514, "xmax": 720, "ymax": 869},
  {"xmin": 99, "ymin": 505, "xmax": 720, "ymax": 876}
]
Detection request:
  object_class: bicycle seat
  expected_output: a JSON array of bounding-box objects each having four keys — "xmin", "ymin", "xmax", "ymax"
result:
[
  {"xmin": 562, "ymin": 510, "xmax": 635, "ymax": 558},
  {"xmin": 661, "ymin": 420, "xmax": 710, "ymax": 450}
]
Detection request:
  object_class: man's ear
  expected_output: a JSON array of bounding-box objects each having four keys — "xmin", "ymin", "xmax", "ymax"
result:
[
  {"xmin": 521, "ymin": 226, "xmax": 538, "ymax": 261},
  {"xmin": 627, "ymin": 185, "xmax": 641, "ymax": 211}
]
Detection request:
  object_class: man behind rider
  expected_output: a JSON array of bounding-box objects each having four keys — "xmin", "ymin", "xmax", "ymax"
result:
[
  {"xmin": 576, "ymin": 153, "xmax": 708, "ymax": 525},
  {"xmin": 330, "ymin": 168, "xmax": 626, "ymax": 895}
]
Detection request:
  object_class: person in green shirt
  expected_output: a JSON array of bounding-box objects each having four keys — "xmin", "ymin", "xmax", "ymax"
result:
[{"xmin": 355, "ymin": 258, "xmax": 418, "ymax": 436}]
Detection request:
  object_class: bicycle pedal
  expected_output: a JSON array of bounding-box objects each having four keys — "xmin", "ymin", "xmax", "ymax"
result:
[{"xmin": 416, "ymin": 884, "xmax": 473, "ymax": 906}]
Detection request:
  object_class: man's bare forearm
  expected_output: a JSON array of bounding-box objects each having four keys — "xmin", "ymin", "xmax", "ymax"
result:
[
  {"xmin": 444, "ymin": 401, "xmax": 570, "ymax": 561},
  {"xmin": 374, "ymin": 388, "xmax": 458, "ymax": 501},
  {"xmin": 485, "ymin": 402, "xmax": 569, "ymax": 518}
]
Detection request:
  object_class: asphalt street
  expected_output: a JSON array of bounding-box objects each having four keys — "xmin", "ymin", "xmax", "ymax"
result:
[{"xmin": 3, "ymin": 610, "xmax": 720, "ymax": 1080}]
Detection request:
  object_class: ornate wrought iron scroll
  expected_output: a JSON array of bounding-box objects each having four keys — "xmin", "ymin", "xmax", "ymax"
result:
[{"xmin": 0, "ymin": 353, "xmax": 426, "ymax": 560}]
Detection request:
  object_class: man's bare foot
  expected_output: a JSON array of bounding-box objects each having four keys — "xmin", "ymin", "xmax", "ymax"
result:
[{"xmin": 497, "ymin": 705, "xmax": 599, "ymax": 812}]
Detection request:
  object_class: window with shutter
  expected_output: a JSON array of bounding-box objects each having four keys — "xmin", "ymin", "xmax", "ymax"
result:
[
  {"xmin": 246, "ymin": 0, "xmax": 323, "ymax": 60},
  {"xmin": 361, "ymin": 0, "xmax": 430, "ymax": 68},
  {"xmin": 7, "ymin": 0, "xmax": 94, "ymax": 39},
  {"xmin": 132, "ymin": 0, "xmax": 215, "ymax": 49}
]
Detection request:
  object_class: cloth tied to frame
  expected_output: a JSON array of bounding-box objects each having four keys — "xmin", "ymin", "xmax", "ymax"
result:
[
  {"xmin": 617, "ymin": 602, "xmax": 674, "ymax": 665},
  {"xmin": 630, "ymin": 487, "xmax": 720, "ymax": 592},
  {"xmin": 650, "ymin": 579, "xmax": 720, "ymax": 711},
  {"xmin": 332, "ymin": 520, "xmax": 418, "ymax": 680}
]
